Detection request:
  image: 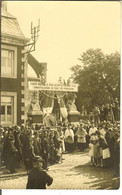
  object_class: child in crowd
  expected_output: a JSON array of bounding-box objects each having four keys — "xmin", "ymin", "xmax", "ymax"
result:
[
  {"xmin": 56, "ymin": 141, "xmax": 63, "ymax": 164},
  {"xmin": 89, "ymin": 132, "xmax": 103, "ymax": 167},
  {"xmin": 89, "ymin": 134, "xmax": 98, "ymax": 166}
]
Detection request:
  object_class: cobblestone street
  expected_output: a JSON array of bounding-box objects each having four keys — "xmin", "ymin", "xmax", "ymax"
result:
[{"xmin": 0, "ymin": 151, "xmax": 120, "ymax": 189}]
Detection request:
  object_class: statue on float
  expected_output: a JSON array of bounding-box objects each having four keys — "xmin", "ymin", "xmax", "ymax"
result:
[{"xmin": 66, "ymin": 95, "xmax": 80, "ymax": 124}]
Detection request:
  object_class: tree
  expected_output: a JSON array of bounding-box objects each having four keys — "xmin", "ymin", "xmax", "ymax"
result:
[{"xmin": 70, "ymin": 49, "xmax": 120, "ymax": 112}]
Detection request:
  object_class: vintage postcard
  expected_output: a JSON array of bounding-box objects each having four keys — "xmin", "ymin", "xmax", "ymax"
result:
[{"xmin": 0, "ymin": 0, "xmax": 121, "ymax": 192}]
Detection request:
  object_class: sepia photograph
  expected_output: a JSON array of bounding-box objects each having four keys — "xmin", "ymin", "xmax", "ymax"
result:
[{"xmin": 0, "ymin": 0, "xmax": 121, "ymax": 191}]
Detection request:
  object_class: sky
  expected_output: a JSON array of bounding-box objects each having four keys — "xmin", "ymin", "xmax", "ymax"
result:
[{"xmin": 7, "ymin": 1, "xmax": 121, "ymax": 83}]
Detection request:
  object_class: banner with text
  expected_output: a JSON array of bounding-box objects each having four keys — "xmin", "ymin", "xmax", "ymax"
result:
[{"xmin": 28, "ymin": 81, "xmax": 78, "ymax": 92}]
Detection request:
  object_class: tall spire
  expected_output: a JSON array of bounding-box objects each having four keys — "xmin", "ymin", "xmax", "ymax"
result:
[{"xmin": 1, "ymin": 0, "xmax": 7, "ymax": 11}]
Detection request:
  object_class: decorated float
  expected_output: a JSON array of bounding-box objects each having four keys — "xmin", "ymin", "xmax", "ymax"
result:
[{"xmin": 27, "ymin": 78, "xmax": 80, "ymax": 127}]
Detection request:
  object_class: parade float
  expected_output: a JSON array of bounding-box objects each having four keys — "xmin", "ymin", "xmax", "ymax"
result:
[{"xmin": 27, "ymin": 78, "xmax": 80, "ymax": 127}]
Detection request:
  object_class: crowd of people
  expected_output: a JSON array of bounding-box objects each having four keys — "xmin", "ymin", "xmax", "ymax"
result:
[
  {"xmin": 92, "ymin": 99, "xmax": 120, "ymax": 124},
  {"xmin": 0, "ymin": 118, "xmax": 120, "ymax": 177},
  {"xmin": 88, "ymin": 121, "xmax": 120, "ymax": 176}
]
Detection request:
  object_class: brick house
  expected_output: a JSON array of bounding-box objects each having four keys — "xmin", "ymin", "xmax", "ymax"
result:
[
  {"xmin": 1, "ymin": 2, "xmax": 30, "ymax": 126},
  {"xmin": 1, "ymin": 2, "xmax": 47, "ymax": 126}
]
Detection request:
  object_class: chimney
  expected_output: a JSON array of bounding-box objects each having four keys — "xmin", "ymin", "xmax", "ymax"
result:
[{"xmin": 1, "ymin": 0, "xmax": 7, "ymax": 11}]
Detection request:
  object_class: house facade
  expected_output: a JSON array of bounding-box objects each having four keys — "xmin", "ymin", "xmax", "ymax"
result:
[
  {"xmin": 1, "ymin": 1, "xmax": 47, "ymax": 127},
  {"xmin": 1, "ymin": 2, "xmax": 29, "ymax": 126}
]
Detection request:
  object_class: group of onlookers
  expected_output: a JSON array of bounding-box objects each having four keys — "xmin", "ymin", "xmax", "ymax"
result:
[
  {"xmin": 0, "ymin": 124, "xmax": 65, "ymax": 173},
  {"xmin": 92, "ymin": 98, "xmax": 120, "ymax": 124},
  {"xmin": 0, "ymin": 119, "xmax": 120, "ymax": 177},
  {"xmin": 88, "ymin": 120, "xmax": 120, "ymax": 176}
]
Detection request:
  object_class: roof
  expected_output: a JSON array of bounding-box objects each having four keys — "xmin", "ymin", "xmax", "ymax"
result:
[{"xmin": 1, "ymin": 8, "xmax": 29, "ymax": 42}]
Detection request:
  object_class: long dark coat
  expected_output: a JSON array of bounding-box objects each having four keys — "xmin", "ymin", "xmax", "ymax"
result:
[
  {"xmin": 26, "ymin": 167, "xmax": 53, "ymax": 189},
  {"xmin": 5, "ymin": 140, "xmax": 18, "ymax": 170}
]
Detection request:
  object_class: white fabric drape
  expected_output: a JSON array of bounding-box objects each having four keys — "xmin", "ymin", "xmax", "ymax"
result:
[
  {"xmin": 57, "ymin": 94, "xmax": 68, "ymax": 119},
  {"xmin": 43, "ymin": 92, "xmax": 54, "ymax": 114}
]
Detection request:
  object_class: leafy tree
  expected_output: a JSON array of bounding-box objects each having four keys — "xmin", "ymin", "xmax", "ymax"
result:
[{"xmin": 70, "ymin": 49, "xmax": 120, "ymax": 112}]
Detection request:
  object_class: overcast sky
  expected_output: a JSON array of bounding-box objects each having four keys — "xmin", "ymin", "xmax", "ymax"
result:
[{"xmin": 7, "ymin": 1, "xmax": 120, "ymax": 83}]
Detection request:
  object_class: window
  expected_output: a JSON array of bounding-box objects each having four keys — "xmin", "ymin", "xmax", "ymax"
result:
[
  {"xmin": 0, "ymin": 92, "xmax": 17, "ymax": 126},
  {"xmin": 1, "ymin": 45, "xmax": 17, "ymax": 78}
]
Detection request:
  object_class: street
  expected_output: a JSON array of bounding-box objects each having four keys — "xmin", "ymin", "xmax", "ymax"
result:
[{"xmin": 0, "ymin": 150, "xmax": 120, "ymax": 189}]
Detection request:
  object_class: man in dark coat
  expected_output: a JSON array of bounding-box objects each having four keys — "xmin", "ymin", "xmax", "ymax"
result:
[
  {"xmin": 26, "ymin": 156, "xmax": 53, "ymax": 189},
  {"xmin": 5, "ymin": 135, "xmax": 18, "ymax": 173},
  {"xmin": 24, "ymin": 137, "xmax": 35, "ymax": 172},
  {"xmin": 40, "ymin": 130, "xmax": 49, "ymax": 170},
  {"xmin": 14, "ymin": 129, "xmax": 23, "ymax": 168}
]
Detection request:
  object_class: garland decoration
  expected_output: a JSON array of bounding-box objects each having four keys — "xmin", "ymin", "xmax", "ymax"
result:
[{"xmin": 41, "ymin": 91, "xmax": 67, "ymax": 100}]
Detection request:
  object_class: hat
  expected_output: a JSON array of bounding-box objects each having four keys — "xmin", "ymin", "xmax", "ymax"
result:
[
  {"xmin": 114, "ymin": 128, "xmax": 118, "ymax": 132},
  {"xmin": 103, "ymin": 120, "xmax": 106, "ymax": 124},
  {"xmin": 9, "ymin": 126, "xmax": 14, "ymax": 131},
  {"xmin": 8, "ymin": 135, "xmax": 15, "ymax": 141},
  {"xmin": 80, "ymin": 122, "xmax": 84, "ymax": 125},
  {"xmin": 16, "ymin": 126, "xmax": 21, "ymax": 131},
  {"xmin": 0, "ymin": 128, "xmax": 4, "ymax": 132},
  {"xmin": 15, "ymin": 130, "xmax": 21, "ymax": 135},
  {"xmin": 50, "ymin": 128, "xmax": 55, "ymax": 131},
  {"xmin": 33, "ymin": 156, "xmax": 44, "ymax": 162},
  {"xmin": 108, "ymin": 128, "xmax": 113, "ymax": 132}
]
